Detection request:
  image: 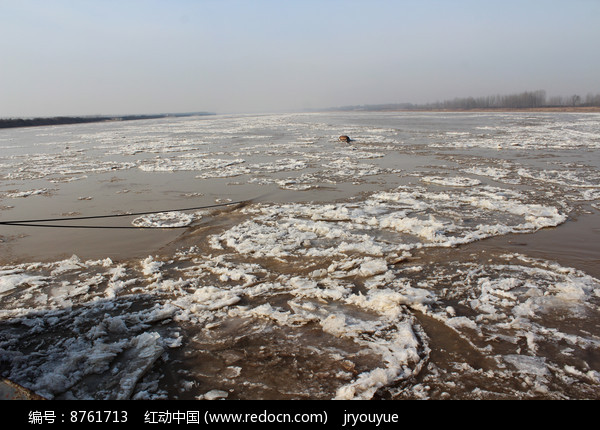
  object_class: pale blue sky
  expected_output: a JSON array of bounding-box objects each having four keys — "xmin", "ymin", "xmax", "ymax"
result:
[{"xmin": 1, "ymin": 0, "xmax": 599, "ymax": 116}]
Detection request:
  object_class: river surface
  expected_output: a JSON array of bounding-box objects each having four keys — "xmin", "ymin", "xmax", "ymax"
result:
[{"xmin": 1, "ymin": 111, "xmax": 599, "ymax": 399}]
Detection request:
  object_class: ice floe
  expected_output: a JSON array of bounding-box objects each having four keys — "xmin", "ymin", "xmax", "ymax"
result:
[{"xmin": 132, "ymin": 211, "xmax": 196, "ymax": 228}]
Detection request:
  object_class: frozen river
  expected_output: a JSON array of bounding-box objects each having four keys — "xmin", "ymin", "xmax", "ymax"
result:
[{"xmin": 1, "ymin": 111, "xmax": 599, "ymax": 399}]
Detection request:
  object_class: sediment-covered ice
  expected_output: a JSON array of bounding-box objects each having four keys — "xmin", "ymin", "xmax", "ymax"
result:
[
  {"xmin": 0, "ymin": 249, "xmax": 430, "ymax": 399},
  {"xmin": 1, "ymin": 242, "xmax": 598, "ymax": 399},
  {"xmin": 393, "ymin": 253, "xmax": 600, "ymax": 398}
]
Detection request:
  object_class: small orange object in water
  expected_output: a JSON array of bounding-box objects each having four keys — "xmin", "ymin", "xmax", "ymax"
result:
[{"xmin": 338, "ymin": 135, "xmax": 350, "ymax": 142}]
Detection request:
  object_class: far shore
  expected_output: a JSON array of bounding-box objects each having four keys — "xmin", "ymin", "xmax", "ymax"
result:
[
  {"xmin": 0, "ymin": 112, "xmax": 215, "ymax": 130},
  {"xmin": 353, "ymin": 106, "xmax": 600, "ymax": 113}
]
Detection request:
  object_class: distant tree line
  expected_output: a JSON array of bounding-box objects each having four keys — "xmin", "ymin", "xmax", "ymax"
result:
[
  {"xmin": 426, "ymin": 90, "xmax": 548, "ymax": 110},
  {"xmin": 330, "ymin": 90, "xmax": 600, "ymax": 112},
  {"xmin": 424, "ymin": 90, "xmax": 600, "ymax": 110},
  {"xmin": 547, "ymin": 93, "xmax": 600, "ymax": 107},
  {"xmin": 0, "ymin": 112, "xmax": 215, "ymax": 129}
]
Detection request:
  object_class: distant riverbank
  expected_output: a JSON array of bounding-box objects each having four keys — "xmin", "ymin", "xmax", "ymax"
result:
[
  {"xmin": 0, "ymin": 112, "xmax": 215, "ymax": 129},
  {"xmin": 325, "ymin": 90, "xmax": 600, "ymax": 114},
  {"xmin": 327, "ymin": 106, "xmax": 600, "ymax": 114},
  {"xmin": 389, "ymin": 106, "xmax": 600, "ymax": 113}
]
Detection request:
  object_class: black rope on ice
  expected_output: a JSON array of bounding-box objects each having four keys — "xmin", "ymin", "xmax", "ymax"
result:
[
  {"xmin": 0, "ymin": 199, "xmax": 250, "ymax": 229},
  {"xmin": 0, "ymin": 222, "xmax": 188, "ymax": 229}
]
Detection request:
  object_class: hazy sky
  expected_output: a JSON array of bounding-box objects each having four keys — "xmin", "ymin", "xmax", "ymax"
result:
[{"xmin": 1, "ymin": 0, "xmax": 599, "ymax": 117}]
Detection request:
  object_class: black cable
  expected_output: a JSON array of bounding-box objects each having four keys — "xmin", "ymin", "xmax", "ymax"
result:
[
  {"xmin": 0, "ymin": 199, "xmax": 249, "ymax": 229},
  {"xmin": 0, "ymin": 222, "xmax": 189, "ymax": 229}
]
